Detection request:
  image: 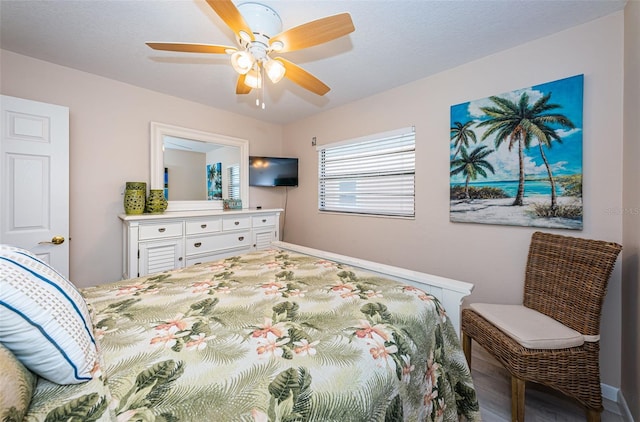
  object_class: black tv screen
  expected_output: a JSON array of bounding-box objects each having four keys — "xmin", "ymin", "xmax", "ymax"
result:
[{"xmin": 249, "ymin": 156, "xmax": 299, "ymax": 187}]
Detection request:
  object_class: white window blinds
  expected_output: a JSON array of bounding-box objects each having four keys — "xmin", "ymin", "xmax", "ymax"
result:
[
  {"xmin": 228, "ymin": 165, "xmax": 240, "ymax": 199},
  {"xmin": 318, "ymin": 127, "xmax": 415, "ymax": 217}
]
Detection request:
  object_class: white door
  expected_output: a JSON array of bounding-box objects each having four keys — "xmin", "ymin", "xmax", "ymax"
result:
[{"xmin": 0, "ymin": 95, "xmax": 70, "ymax": 277}]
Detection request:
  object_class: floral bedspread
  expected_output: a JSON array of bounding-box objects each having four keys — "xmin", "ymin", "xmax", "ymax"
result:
[{"xmin": 26, "ymin": 248, "xmax": 480, "ymax": 421}]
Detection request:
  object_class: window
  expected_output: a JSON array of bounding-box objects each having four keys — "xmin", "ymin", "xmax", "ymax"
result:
[
  {"xmin": 318, "ymin": 126, "xmax": 415, "ymax": 217},
  {"xmin": 228, "ymin": 164, "xmax": 240, "ymax": 199}
]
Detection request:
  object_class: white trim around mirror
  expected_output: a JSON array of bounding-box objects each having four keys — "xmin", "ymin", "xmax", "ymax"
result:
[{"xmin": 150, "ymin": 122, "xmax": 249, "ymax": 212}]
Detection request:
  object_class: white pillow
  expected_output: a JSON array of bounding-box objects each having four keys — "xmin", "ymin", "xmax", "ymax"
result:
[{"xmin": 0, "ymin": 245, "xmax": 97, "ymax": 384}]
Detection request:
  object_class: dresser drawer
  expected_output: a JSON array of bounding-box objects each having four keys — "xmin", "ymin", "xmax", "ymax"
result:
[
  {"xmin": 186, "ymin": 231, "xmax": 251, "ymax": 255},
  {"xmin": 222, "ymin": 215, "xmax": 251, "ymax": 231},
  {"xmin": 186, "ymin": 218, "xmax": 222, "ymax": 235},
  {"xmin": 139, "ymin": 222, "xmax": 183, "ymax": 240},
  {"xmin": 185, "ymin": 246, "xmax": 252, "ymax": 267},
  {"xmin": 252, "ymin": 214, "xmax": 276, "ymax": 228}
]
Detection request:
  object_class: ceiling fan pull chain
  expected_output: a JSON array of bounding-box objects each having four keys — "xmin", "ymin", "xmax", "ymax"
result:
[
  {"xmin": 254, "ymin": 62, "xmax": 261, "ymax": 108},
  {"xmin": 261, "ymin": 65, "xmax": 266, "ymax": 110},
  {"xmin": 255, "ymin": 71, "xmax": 260, "ymax": 108}
]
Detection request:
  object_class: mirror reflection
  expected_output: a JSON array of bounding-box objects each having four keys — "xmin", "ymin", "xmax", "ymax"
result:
[
  {"xmin": 150, "ymin": 122, "xmax": 249, "ymax": 212},
  {"xmin": 163, "ymin": 136, "xmax": 241, "ymax": 201}
]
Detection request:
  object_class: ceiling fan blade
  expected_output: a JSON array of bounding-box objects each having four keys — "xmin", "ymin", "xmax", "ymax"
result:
[
  {"xmin": 270, "ymin": 13, "xmax": 354, "ymax": 53},
  {"xmin": 236, "ymin": 74, "xmax": 252, "ymax": 95},
  {"xmin": 205, "ymin": 0, "xmax": 254, "ymax": 41},
  {"xmin": 146, "ymin": 42, "xmax": 235, "ymax": 54},
  {"xmin": 275, "ymin": 58, "xmax": 330, "ymax": 96}
]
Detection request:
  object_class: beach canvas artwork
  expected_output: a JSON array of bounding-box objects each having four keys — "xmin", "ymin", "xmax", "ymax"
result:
[
  {"xmin": 450, "ymin": 74, "xmax": 583, "ymax": 230},
  {"xmin": 207, "ymin": 162, "xmax": 222, "ymax": 200}
]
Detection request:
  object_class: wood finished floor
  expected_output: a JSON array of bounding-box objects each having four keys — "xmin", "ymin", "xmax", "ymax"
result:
[{"xmin": 469, "ymin": 341, "xmax": 625, "ymax": 421}]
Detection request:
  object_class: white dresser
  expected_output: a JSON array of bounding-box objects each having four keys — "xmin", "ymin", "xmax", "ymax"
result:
[{"xmin": 119, "ymin": 208, "xmax": 282, "ymax": 279}]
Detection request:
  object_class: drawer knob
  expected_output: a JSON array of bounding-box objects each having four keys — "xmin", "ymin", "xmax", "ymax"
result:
[
  {"xmin": 262, "ymin": 219, "xmax": 267, "ymax": 223},
  {"xmin": 201, "ymin": 224, "xmax": 207, "ymax": 229},
  {"xmin": 238, "ymin": 236, "xmax": 245, "ymax": 241},
  {"xmin": 158, "ymin": 228, "xmax": 166, "ymax": 233},
  {"xmin": 194, "ymin": 242, "xmax": 202, "ymax": 247},
  {"xmin": 234, "ymin": 221, "xmax": 240, "ymax": 225}
]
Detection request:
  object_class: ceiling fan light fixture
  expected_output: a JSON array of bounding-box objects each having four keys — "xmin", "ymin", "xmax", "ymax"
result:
[
  {"xmin": 231, "ymin": 50, "xmax": 254, "ymax": 74},
  {"xmin": 147, "ymin": 1, "xmax": 355, "ymax": 99},
  {"xmin": 244, "ymin": 67, "xmax": 262, "ymax": 89},
  {"xmin": 270, "ymin": 40, "xmax": 284, "ymax": 52},
  {"xmin": 238, "ymin": 30, "xmax": 253, "ymax": 43},
  {"xmin": 264, "ymin": 59, "xmax": 285, "ymax": 83}
]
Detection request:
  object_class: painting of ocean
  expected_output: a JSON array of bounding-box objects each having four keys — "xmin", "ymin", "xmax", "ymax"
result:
[
  {"xmin": 449, "ymin": 74, "xmax": 583, "ymax": 230},
  {"xmin": 451, "ymin": 180, "xmax": 564, "ymax": 198}
]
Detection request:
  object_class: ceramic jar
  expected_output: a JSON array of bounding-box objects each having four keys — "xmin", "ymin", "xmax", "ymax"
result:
[
  {"xmin": 124, "ymin": 182, "xmax": 146, "ymax": 215},
  {"xmin": 146, "ymin": 189, "xmax": 168, "ymax": 214}
]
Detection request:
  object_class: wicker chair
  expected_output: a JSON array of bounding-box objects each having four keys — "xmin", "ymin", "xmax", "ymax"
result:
[{"xmin": 461, "ymin": 231, "xmax": 622, "ymax": 422}]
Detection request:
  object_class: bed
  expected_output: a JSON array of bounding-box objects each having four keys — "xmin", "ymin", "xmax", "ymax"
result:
[{"xmin": 1, "ymin": 242, "xmax": 480, "ymax": 422}]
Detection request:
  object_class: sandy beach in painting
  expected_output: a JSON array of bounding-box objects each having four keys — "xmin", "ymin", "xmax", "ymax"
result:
[{"xmin": 450, "ymin": 196, "xmax": 583, "ymax": 229}]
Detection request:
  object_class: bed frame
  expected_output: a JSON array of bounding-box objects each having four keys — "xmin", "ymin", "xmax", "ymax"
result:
[{"xmin": 273, "ymin": 241, "xmax": 474, "ymax": 337}]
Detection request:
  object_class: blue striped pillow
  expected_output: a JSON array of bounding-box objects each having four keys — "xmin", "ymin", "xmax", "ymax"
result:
[{"xmin": 0, "ymin": 245, "xmax": 97, "ymax": 384}]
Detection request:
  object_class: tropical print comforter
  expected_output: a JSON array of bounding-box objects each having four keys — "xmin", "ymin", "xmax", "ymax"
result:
[{"xmin": 26, "ymin": 248, "xmax": 480, "ymax": 422}]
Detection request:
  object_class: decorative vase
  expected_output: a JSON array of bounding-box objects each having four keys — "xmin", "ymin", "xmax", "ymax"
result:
[
  {"xmin": 124, "ymin": 182, "xmax": 146, "ymax": 215},
  {"xmin": 146, "ymin": 189, "xmax": 168, "ymax": 214}
]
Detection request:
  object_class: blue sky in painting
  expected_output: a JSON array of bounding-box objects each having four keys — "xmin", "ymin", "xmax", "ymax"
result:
[{"xmin": 450, "ymin": 74, "xmax": 583, "ymax": 184}]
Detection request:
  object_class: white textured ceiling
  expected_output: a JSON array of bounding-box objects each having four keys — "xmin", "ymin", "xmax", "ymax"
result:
[{"xmin": 0, "ymin": 0, "xmax": 626, "ymax": 125}]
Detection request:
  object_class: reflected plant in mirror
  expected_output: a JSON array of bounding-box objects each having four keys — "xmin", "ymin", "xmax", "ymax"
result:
[{"xmin": 150, "ymin": 122, "xmax": 249, "ymax": 212}]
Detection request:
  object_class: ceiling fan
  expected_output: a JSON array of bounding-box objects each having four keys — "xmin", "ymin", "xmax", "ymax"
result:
[{"xmin": 146, "ymin": 0, "xmax": 355, "ymax": 105}]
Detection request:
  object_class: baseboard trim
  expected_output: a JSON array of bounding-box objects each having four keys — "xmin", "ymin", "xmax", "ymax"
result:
[
  {"xmin": 602, "ymin": 383, "xmax": 619, "ymax": 402},
  {"xmin": 617, "ymin": 390, "xmax": 635, "ymax": 422},
  {"xmin": 601, "ymin": 383, "xmax": 635, "ymax": 421}
]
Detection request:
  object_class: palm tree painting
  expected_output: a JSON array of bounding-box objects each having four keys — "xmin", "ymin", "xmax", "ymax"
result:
[
  {"xmin": 207, "ymin": 162, "xmax": 222, "ymax": 200},
  {"xmin": 450, "ymin": 145, "xmax": 495, "ymax": 200},
  {"xmin": 449, "ymin": 74, "xmax": 583, "ymax": 229}
]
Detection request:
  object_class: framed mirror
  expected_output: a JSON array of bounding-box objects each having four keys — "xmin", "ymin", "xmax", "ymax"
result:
[{"xmin": 150, "ymin": 122, "xmax": 249, "ymax": 212}]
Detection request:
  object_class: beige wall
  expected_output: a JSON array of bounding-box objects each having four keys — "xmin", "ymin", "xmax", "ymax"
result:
[
  {"xmin": 0, "ymin": 49, "xmax": 285, "ymax": 286},
  {"xmin": 164, "ymin": 149, "xmax": 205, "ymax": 200},
  {"xmin": 282, "ymin": 12, "xmax": 626, "ymax": 390},
  {"xmin": 622, "ymin": 1, "xmax": 640, "ymax": 419}
]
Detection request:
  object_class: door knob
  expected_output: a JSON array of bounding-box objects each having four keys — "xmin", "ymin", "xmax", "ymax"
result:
[{"xmin": 39, "ymin": 235, "xmax": 65, "ymax": 245}]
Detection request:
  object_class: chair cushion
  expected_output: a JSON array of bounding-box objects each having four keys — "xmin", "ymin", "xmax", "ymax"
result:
[
  {"xmin": 469, "ymin": 303, "xmax": 585, "ymax": 349},
  {"xmin": 0, "ymin": 245, "xmax": 97, "ymax": 384}
]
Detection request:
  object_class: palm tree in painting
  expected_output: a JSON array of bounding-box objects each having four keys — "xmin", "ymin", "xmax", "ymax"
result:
[
  {"xmin": 532, "ymin": 110, "xmax": 575, "ymax": 210},
  {"xmin": 450, "ymin": 145, "xmax": 495, "ymax": 201},
  {"xmin": 477, "ymin": 92, "xmax": 574, "ymax": 207},
  {"xmin": 207, "ymin": 164, "xmax": 222, "ymax": 199},
  {"xmin": 450, "ymin": 121, "xmax": 478, "ymax": 159}
]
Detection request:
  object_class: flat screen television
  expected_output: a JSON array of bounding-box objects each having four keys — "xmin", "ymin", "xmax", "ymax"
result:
[{"xmin": 249, "ymin": 156, "xmax": 299, "ymax": 187}]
